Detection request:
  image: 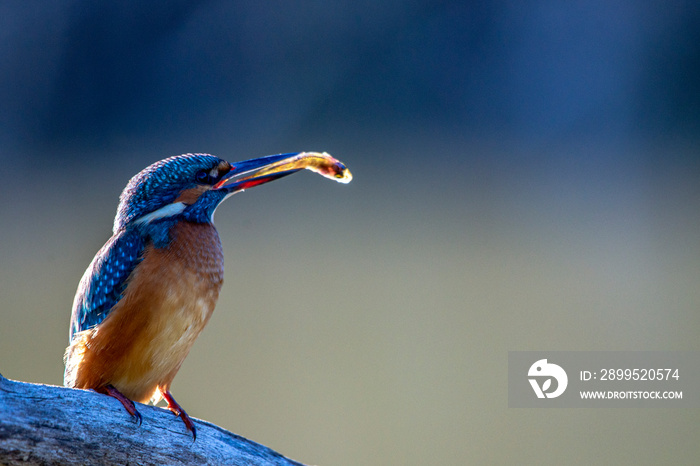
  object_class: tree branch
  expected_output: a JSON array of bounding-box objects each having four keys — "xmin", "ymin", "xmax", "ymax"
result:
[{"xmin": 0, "ymin": 373, "xmax": 306, "ymax": 466}]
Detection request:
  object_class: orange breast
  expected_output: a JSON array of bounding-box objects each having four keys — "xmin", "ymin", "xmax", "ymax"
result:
[{"xmin": 64, "ymin": 221, "xmax": 224, "ymax": 403}]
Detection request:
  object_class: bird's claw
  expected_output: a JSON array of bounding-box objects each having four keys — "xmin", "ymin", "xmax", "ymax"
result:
[
  {"xmin": 161, "ymin": 389, "xmax": 197, "ymax": 441},
  {"xmin": 102, "ymin": 384, "xmax": 143, "ymax": 426}
]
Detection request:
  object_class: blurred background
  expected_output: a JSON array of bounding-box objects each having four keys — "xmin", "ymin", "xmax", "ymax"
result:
[{"xmin": 1, "ymin": 1, "xmax": 699, "ymax": 464}]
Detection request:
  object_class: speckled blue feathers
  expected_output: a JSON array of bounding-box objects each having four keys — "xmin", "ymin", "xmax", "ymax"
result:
[
  {"xmin": 70, "ymin": 154, "xmax": 227, "ymax": 342},
  {"xmin": 114, "ymin": 154, "xmax": 224, "ymax": 232},
  {"xmin": 69, "ymin": 229, "xmax": 144, "ymax": 341}
]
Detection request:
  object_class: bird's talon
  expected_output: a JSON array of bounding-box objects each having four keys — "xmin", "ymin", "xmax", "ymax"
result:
[
  {"xmin": 161, "ymin": 389, "xmax": 197, "ymax": 440},
  {"xmin": 186, "ymin": 419, "xmax": 197, "ymax": 442},
  {"xmin": 103, "ymin": 385, "xmax": 143, "ymax": 426}
]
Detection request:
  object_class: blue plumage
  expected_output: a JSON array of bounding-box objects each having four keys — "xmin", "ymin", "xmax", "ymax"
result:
[
  {"xmin": 114, "ymin": 154, "xmax": 225, "ymax": 232},
  {"xmin": 68, "ymin": 154, "xmax": 234, "ymax": 342},
  {"xmin": 70, "ymin": 229, "xmax": 144, "ymax": 341}
]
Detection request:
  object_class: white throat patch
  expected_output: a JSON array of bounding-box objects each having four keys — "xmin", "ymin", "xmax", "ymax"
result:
[{"xmin": 132, "ymin": 202, "xmax": 187, "ymax": 226}]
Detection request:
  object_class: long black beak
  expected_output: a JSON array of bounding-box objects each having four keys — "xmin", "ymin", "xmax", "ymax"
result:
[
  {"xmin": 213, "ymin": 153, "xmax": 303, "ymax": 193},
  {"xmin": 213, "ymin": 151, "xmax": 352, "ymax": 193}
]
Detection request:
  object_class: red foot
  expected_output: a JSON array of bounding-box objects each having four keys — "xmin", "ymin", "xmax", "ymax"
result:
[
  {"xmin": 101, "ymin": 385, "xmax": 142, "ymax": 426},
  {"xmin": 161, "ymin": 389, "xmax": 197, "ymax": 441}
]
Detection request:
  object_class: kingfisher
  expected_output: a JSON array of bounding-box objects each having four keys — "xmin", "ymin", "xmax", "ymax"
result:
[{"xmin": 64, "ymin": 152, "xmax": 351, "ymax": 440}]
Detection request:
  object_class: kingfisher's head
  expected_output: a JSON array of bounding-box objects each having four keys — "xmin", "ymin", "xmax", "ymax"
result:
[{"xmin": 114, "ymin": 152, "xmax": 306, "ymax": 232}]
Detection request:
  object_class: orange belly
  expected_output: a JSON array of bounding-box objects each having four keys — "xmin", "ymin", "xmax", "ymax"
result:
[{"xmin": 64, "ymin": 222, "xmax": 224, "ymax": 403}]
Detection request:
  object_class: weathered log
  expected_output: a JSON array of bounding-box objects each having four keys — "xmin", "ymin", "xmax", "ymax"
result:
[{"xmin": 0, "ymin": 373, "xmax": 306, "ymax": 466}]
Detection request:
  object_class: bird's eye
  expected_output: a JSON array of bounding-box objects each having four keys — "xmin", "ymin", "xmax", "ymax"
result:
[{"xmin": 195, "ymin": 170, "xmax": 210, "ymax": 184}]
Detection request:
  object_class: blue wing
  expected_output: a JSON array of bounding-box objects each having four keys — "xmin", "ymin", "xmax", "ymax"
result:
[{"xmin": 69, "ymin": 229, "xmax": 145, "ymax": 342}]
